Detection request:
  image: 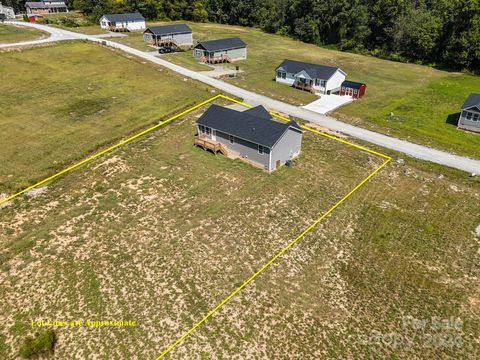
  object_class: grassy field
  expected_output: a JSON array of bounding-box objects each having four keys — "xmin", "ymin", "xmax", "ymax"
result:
[
  {"xmin": 106, "ymin": 21, "xmax": 480, "ymax": 158},
  {"xmin": 0, "ymin": 41, "xmax": 213, "ymax": 194},
  {"xmin": 0, "ymin": 24, "xmax": 46, "ymax": 44},
  {"xmin": 40, "ymin": 11, "xmax": 106, "ymax": 35},
  {"xmin": 0, "ymin": 99, "xmax": 478, "ymax": 358}
]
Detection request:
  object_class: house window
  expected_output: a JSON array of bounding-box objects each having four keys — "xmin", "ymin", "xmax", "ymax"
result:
[
  {"xmin": 229, "ymin": 135, "xmax": 234, "ymax": 144},
  {"xmin": 466, "ymin": 112, "xmax": 473, "ymax": 120},
  {"xmin": 277, "ymin": 71, "xmax": 286, "ymax": 79},
  {"xmin": 101, "ymin": 21, "xmax": 106, "ymax": 26},
  {"xmin": 205, "ymin": 127, "xmax": 211, "ymax": 135},
  {"xmin": 320, "ymin": 80, "xmax": 326, "ymax": 87},
  {"xmin": 258, "ymin": 145, "xmax": 264, "ymax": 155},
  {"xmin": 473, "ymin": 113, "xmax": 479, "ymax": 122}
]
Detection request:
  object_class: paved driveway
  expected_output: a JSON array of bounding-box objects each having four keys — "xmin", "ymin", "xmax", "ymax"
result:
[
  {"xmin": 302, "ymin": 94, "xmax": 353, "ymax": 114},
  {"xmin": 4, "ymin": 21, "xmax": 480, "ymax": 174}
]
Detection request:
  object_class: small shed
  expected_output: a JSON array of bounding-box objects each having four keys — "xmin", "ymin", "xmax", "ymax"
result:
[
  {"xmin": 193, "ymin": 37, "xmax": 247, "ymax": 63},
  {"xmin": 340, "ymin": 80, "xmax": 366, "ymax": 99},
  {"xmin": 143, "ymin": 24, "xmax": 193, "ymax": 46},
  {"xmin": 458, "ymin": 93, "xmax": 480, "ymax": 133},
  {"xmin": 100, "ymin": 12, "xmax": 145, "ymax": 32}
]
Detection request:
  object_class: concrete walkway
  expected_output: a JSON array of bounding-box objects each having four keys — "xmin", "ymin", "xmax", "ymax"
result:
[
  {"xmin": 302, "ymin": 94, "xmax": 353, "ymax": 115},
  {"xmin": 4, "ymin": 21, "xmax": 480, "ymax": 174}
]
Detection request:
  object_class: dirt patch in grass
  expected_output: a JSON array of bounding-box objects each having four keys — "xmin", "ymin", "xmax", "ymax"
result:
[
  {"xmin": 0, "ymin": 104, "xmax": 380, "ymax": 358},
  {"xmin": 1, "ymin": 104, "xmax": 478, "ymax": 358}
]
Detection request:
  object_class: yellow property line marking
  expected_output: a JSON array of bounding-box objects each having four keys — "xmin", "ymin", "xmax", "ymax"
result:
[
  {"xmin": 156, "ymin": 95, "xmax": 392, "ymax": 359},
  {"xmin": 1, "ymin": 91, "xmax": 391, "ymax": 358},
  {"xmin": 0, "ymin": 94, "xmax": 223, "ymax": 206}
]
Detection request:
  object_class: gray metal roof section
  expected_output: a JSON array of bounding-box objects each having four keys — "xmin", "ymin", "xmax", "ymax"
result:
[
  {"xmin": 194, "ymin": 37, "xmax": 246, "ymax": 52},
  {"xmin": 102, "ymin": 12, "xmax": 144, "ymax": 22},
  {"xmin": 197, "ymin": 105, "xmax": 299, "ymax": 148},
  {"xmin": 25, "ymin": 2, "xmax": 47, "ymax": 8},
  {"xmin": 26, "ymin": 1, "xmax": 66, "ymax": 9},
  {"xmin": 145, "ymin": 24, "xmax": 192, "ymax": 36},
  {"xmin": 276, "ymin": 59, "xmax": 344, "ymax": 80},
  {"xmin": 342, "ymin": 80, "xmax": 365, "ymax": 89},
  {"xmin": 461, "ymin": 93, "xmax": 480, "ymax": 110}
]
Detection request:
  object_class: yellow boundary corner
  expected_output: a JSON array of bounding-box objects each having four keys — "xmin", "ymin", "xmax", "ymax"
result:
[
  {"xmin": 156, "ymin": 95, "xmax": 391, "ymax": 358},
  {"xmin": 0, "ymin": 94, "xmax": 391, "ymax": 358}
]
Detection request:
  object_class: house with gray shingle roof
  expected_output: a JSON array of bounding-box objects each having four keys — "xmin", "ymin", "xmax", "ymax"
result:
[
  {"xmin": 458, "ymin": 93, "xmax": 480, "ymax": 133},
  {"xmin": 195, "ymin": 104, "xmax": 303, "ymax": 171},
  {"xmin": 100, "ymin": 12, "xmax": 145, "ymax": 32},
  {"xmin": 143, "ymin": 24, "xmax": 193, "ymax": 46},
  {"xmin": 275, "ymin": 59, "xmax": 346, "ymax": 95},
  {"xmin": 193, "ymin": 37, "xmax": 247, "ymax": 63},
  {"xmin": 26, "ymin": 0, "xmax": 67, "ymax": 14}
]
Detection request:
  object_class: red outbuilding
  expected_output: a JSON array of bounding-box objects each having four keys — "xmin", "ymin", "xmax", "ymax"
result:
[{"xmin": 340, "ymin": 80, "xmax": 366, "ymax": 99}]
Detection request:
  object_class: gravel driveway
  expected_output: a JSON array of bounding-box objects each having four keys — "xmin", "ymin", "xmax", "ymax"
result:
[{"xmin": 4, "ymin": 21, "xmax": 480, "ymax": 174}]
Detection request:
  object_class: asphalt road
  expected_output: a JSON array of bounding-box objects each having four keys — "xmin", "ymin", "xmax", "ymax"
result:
[{"xmin": 3, "ymin": 21, "xmax": 480, "ymax": 174}]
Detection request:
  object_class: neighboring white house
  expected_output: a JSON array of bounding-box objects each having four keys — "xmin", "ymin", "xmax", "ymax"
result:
[
  {"xmin": 458, "ymin": 93, "xmax": 480, "ymax": 133},
  {"xmin": 0, "ymin": 2, "xmax": 15, "ymax": 19},
  {"xmin": 100, "ymin": 12, "xmax": 145, "ymax": 32},
  {"xmin": 275, "ymin": 59, "xmax": 346, "ymax": 95}
]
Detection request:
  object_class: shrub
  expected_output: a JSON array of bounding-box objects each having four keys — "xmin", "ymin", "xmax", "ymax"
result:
[
  {"xmin": 18, "ymin": 330, "xmax": 55, "ymax": 359},
  {"xmin": 59, "ymin": 17, "xmax": 79, "ymax": 28}
]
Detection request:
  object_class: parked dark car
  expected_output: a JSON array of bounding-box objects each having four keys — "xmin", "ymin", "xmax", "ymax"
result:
[{"xmin": 158, "ymin": 46, "xmax": 174, "ymax": 54}]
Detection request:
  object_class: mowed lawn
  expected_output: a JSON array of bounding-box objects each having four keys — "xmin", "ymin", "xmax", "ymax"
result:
[
  {"xmin": 0, "ymin": 41, "xmax": 213, "ymax": 194},
  {"xmin": 0, "ymin": 102, "xmax": 478, "ymax": 358},
  {"xmin": 113, "ymin": 21, "xmax": 480, "ymax": 158},
  {"xmin": 0, "ymin": 24, "xmax": 46, "ymax": 44}
]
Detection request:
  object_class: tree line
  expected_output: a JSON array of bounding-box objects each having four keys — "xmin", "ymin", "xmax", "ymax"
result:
[{"xmin": 7, "ymin": 0, "xmax": 480, "ymax": 73}]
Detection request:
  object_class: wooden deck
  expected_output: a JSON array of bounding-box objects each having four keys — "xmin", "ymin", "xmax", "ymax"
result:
[
  {"xmin": 194, "ymin": 136, "xmax": 229, "ymax": 156},
  {"xmin": 200, "ymin": 54, "xmax": 232, "ymax": 64},
  {"xmin": 292, "ymin": 82, "xmax": 314, "ymax": 93},
  {"xmin": 152, "ymin": 38, "xmax": 178, "ymax": 47}
]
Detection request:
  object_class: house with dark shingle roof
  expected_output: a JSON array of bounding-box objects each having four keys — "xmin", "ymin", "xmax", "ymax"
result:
[
  {"xmin": 195, "ymin": 104, "xmax": 303, "ymax": 171},
  {"xmin": 143, "ymin": 24, "xmax": 193, "ymax": 46},
  {"xmin": 25, "ymin": 0, "xmax": 67, "ymax": 14},
  {"xmin": 275, "ymin": 59, "xmax": 346, "ymax": 95},
  {"xmin": 193, "ymin": 37, "xmax": 247, "ymax": 63},
  {"xmin": 100, "ymin": 12, "xmax": 145, "ymax": 32},
  {"xmin": 458, "ymin": 93, "xmax": 480, "ymax": 133}
]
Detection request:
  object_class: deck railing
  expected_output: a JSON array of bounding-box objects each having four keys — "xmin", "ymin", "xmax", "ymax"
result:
[
  {"xmin": 200, "ymin": 54, "xmax": 232, "ymax": 64},
  {"xmin": 194, "ymin": 135, "xmax": 229, "ymax": 156},
  {"xmin": 292, "ymin": 81, "xmax": 314, "ymax": 93}
]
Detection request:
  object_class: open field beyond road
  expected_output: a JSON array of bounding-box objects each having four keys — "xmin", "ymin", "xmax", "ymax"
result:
[
  {"xmin": 0, "ymin": 41, "xmax": 213, "ymax": 194},
  {"xmin": 1, "ymin": 99, "xmax": 479, "ymax": 358},
  {"xmin": 0, "ymin": 24, "xmax": 46, "ymax": 44},
  {"xmin": 110, "ymin": 21, "xmax": 480, "ymax": 158}
]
